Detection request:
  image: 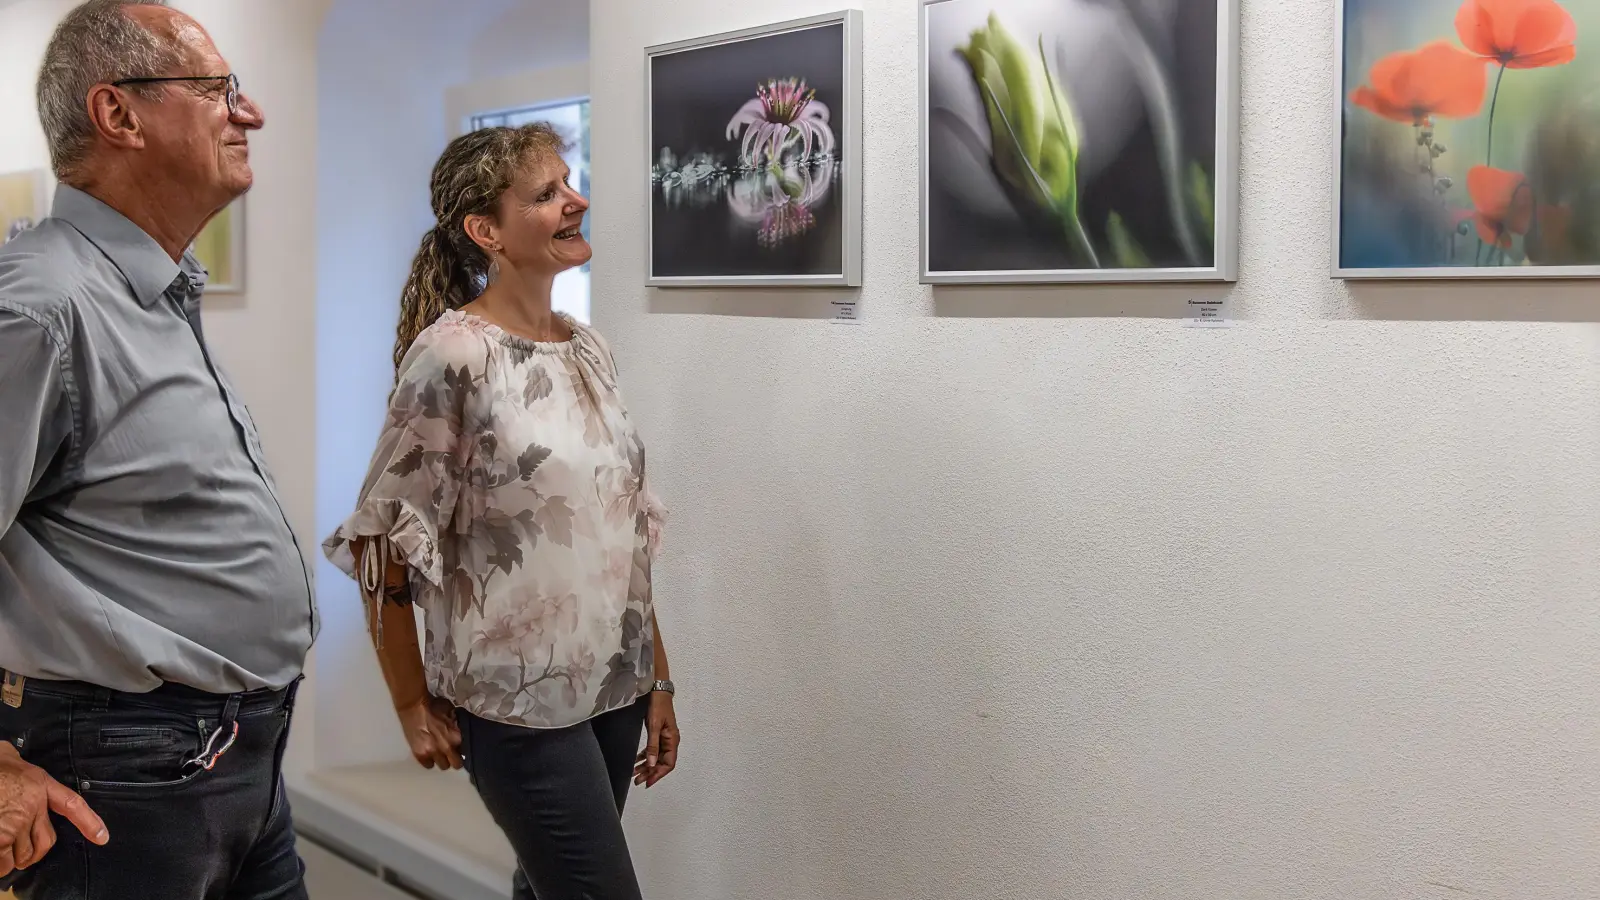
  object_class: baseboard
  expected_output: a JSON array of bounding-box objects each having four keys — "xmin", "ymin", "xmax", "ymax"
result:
[{"xmin": 288, "ymin": 776, "xmax": 510, "ymax": 900}]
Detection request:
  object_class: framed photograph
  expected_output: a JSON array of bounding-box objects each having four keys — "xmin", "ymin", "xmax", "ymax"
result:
[
  {"xmin": 190, "ymin": 197, "xmax": 245, "ymax": 293},
  {"xmin": 920, "ymin": 0, "xmax": 1240, "ymax": 284},
  {"xmin": 0, "ymin": 168, "xmax": 49, "ymax": 245},
  {"xmin": 1334, "ymin": 0, "xmax": 1600, "ymax": 279},
  {"xmin": 646, "ymin": 10, "xmax": 863, "ymax": 288}
]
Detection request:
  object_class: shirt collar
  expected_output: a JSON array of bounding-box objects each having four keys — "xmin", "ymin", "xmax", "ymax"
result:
[{"xmin": 51, "ymin": 184, "xmax": 207, "ymax": 308}]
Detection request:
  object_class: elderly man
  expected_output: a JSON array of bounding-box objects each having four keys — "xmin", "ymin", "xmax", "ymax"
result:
[{"xmin": 0, "ymin": 1, "xmax": 317, "ymax": 897}]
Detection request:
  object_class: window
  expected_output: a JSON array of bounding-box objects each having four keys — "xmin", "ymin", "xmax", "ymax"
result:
[{"xmin": 470, "ymin": 99, "xmax": 591, "ymax": 323}]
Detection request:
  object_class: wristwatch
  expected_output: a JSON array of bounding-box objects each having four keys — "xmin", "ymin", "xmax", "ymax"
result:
[{"xmin": 650, "ymin": 679, "xmax": 675, "ymax": 696}]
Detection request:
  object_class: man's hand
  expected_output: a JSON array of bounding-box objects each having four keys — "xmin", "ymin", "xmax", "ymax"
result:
[{"xmin": 0, "ymin": 743, "xmax": 107, "ymax": 877}]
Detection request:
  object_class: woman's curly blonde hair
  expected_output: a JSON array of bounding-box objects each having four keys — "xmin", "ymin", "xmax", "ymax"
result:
[{"xmin": 393, "ymin": 123, "xmax": 567, "ymax": 373}]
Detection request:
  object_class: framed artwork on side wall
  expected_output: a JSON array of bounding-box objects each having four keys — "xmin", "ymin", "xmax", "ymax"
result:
[
  {"xmin": 920, "ymin": 0, "xmax": 1240, "ymax": 284},
  {"xmin": 646, "ymin": 10, "xmax": 863, "ymax": 287},
  {"xmin": 191, "ymin": 198, "xmax": 245, "ymax": 293},
  {"xmin": 0, "ymin": 169, "xmax": 49, "ymax": 245},
  {"xmin": 1335, "ymin": 0, "xmax": 1599, "ymax": 278}
]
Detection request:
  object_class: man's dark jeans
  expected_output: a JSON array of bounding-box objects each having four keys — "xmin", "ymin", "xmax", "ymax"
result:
[{"xmin": 0, "ymin": 675, "xmax": 307, "ymax": 900}]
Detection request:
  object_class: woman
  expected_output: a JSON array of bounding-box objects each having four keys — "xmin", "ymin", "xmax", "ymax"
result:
[{"xmin": 323, "ymin": 123, "xmax": 678, "ymax": 900}]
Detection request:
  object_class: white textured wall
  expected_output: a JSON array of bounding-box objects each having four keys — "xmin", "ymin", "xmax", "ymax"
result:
[
  {"xmin": 444, "ymin": 62, "xmax": 589, "ymax": 135},
  {"xmin": 464, "ymin": 0, "xmax": 589, "ymax": 83},
  {"xmin": 0, "ymin": 3, "xmax": 54, "ymax": 173},
  {"xmin": 0, "ymin": 0, "xmax": 329, "ymax": 777},
  {"xmin": 592, "ymin": 2, "xmax": 1600, "ymax": 899}
]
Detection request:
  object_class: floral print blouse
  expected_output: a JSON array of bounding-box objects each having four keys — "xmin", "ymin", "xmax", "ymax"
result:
[{"xmin": 323, "ymin": 310, "xmax": 664, "ymax": 730}]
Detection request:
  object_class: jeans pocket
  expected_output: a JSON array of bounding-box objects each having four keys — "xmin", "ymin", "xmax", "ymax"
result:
[
  {"xmin": 72, "ymin": 706, "xmax": 210, "ymax": 794},
  {"xmin": 98, "ymin": 724, "xmax": 181, "ymax": 749}
]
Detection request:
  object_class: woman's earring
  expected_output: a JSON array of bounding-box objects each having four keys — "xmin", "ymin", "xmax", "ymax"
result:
[{"xmin": 487, "ymin": 252, "xmax": 502, "ymax": 285}]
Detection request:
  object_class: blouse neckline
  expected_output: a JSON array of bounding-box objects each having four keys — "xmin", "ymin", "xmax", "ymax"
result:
[{"xmin": 443, "ymin": 308, "xmax": 578, "ymax": 355}]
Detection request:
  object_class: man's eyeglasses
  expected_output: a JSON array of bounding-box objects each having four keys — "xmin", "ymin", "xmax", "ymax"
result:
[{"xmin": 110, "ymin": 74, "xmax": 241, "ymax": 115}]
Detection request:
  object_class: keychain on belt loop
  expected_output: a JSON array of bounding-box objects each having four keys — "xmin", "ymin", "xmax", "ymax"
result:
[{"xmin": 187, "ymin": 720, "xmax": 240, "ymax": 771}]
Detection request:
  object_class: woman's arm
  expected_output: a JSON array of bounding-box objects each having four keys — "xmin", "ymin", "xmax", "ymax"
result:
[
  {"xmin": 353, "ymin": 537, "xmax": 462, "ymax": 770},
  {"xmin": 651, "ymin": 610, "xmax": 670, "ymax": 682},
  {"xmin": 635, "ymin": 610, "xmax": 679, "ymax": 788},
  {"xmin": 355, "ymin": 538, "xmax": 425, "ymax": 703}
]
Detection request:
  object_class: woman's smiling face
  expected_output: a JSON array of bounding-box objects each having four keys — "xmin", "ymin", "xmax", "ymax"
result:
[{"xmin": 495, "ymin": 152, "xmax": 591, "ymax": 275}]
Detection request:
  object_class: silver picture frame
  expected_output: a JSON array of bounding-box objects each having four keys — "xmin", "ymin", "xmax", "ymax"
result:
[
  {"xmin": 1329, "ymin": 0, "xmax": 1600, "ymax": 280},
  {"xmin": 645, "ymin": 10, "xmax": 864, "ymax": 288},
  {"xmin": 919, "ymin": 0, "xmax": 1241, "ymax": 285}
]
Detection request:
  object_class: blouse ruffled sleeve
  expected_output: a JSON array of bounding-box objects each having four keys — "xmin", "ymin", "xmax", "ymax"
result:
[{"xmin": 321, "ymin": 325, "xmax": 487, "ymax": 615}]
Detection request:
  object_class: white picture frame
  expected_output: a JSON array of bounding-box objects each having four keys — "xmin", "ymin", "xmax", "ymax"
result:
[
  {"xmin": 645, "ymin": 10, "xmax": 863, "ymax": 288},
  {"xmin": 919, "ymin": 0, "xmax": 1240, "ymax": 284},
  {"xmin": 1330, "ymin": 0, "xmax": 1600, "ymax": 280}
]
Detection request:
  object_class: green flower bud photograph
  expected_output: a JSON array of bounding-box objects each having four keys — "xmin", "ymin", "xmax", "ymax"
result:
[{"xmin": 921, "ymin": 0, "xmax": 1239, "ymax": 283}]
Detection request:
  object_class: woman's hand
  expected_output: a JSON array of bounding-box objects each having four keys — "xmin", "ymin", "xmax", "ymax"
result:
[
  {"xmin": 634, "ymin": 691, "xmax": 679, "ymax": 788},
  {"xmin": 397, "ymin": 694, "xmax": 463, "ymax": 771}
]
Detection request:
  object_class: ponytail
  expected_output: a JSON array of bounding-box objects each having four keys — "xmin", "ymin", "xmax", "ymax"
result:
[{"xmin": 392, "ymin": 225, "xmax": 485, "ymax": 374}]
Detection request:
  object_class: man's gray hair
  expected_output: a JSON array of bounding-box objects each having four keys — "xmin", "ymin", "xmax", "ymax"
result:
[{"xmin": 36, "ymin": 0, "xmax": 182, "ymax": 178}]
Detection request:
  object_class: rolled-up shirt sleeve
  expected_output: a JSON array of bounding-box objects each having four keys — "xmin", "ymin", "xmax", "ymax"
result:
[{"xmin": 0, "ymin": 309, "xmax": 73, "ymax": 531}]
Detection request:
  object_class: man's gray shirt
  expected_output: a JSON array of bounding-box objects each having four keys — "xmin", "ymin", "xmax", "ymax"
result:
[{"xmin": 0, "ymin": 185, "xmax": 317, "ymax": 693}]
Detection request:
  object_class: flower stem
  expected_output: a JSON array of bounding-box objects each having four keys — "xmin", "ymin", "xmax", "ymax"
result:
[
  {"xmin": 1486, "ymin": 64, "xmax": 1506, "ymax": 168},
  {"xmin": 1066, "ymin": 214, "xmax": 1101, "ymax": 268}
]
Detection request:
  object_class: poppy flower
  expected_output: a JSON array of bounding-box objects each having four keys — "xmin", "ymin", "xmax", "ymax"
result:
[
  {"xmin": 1466, "ymin": 165, "xmax": 1534, "ymax": 247},
  {"xmin": 1351, "ymin": 42, "xmax": 1489, "ymax": 125},
  {"xmin": 1456, "ymin": 0, "xmax": 1577, "ymax": 68}
]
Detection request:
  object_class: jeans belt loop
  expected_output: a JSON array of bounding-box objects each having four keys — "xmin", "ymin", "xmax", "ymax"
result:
[{"xmin": 189, "ymin": 693, "xmax": 243, "ymax": 772}]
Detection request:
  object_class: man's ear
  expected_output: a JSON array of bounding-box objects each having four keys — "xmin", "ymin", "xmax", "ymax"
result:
[{"xmin": 85, "ymin": 84, "xmax": 146, "ymax": 153}]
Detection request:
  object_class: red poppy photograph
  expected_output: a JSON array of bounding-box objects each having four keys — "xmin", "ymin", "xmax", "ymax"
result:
[{"xmin": 1337, "ymin": 0, "xmax": 1600, "ymax": 276}]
